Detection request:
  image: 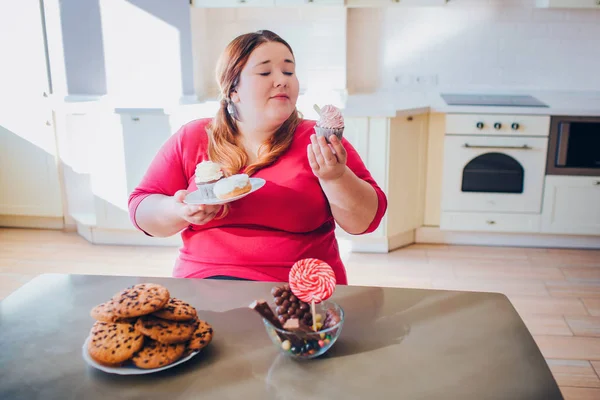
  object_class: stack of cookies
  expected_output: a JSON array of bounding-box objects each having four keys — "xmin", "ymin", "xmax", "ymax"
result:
[{"xmin": 86, "ymin": 283, "xmax": 213, "ymax": 369}]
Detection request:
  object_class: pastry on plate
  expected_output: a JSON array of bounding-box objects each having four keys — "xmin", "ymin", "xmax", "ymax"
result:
[
  {"xmin": 213, "ymin": 173, "xmax": 252, "ymax": 200},
  {"xmin": 194, "ymin": 160, "xmax": 224, "ymax": 200}
]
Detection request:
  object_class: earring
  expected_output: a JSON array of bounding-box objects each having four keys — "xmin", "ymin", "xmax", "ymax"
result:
[{"xmin": 227, "ymin": 101, "xmax": 237, "ymax": 120}]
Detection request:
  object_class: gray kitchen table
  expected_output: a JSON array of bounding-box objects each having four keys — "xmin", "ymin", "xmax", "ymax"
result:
[{"xmin": 0, "ymin": 274, "xmax": 563, "ymax": 399}]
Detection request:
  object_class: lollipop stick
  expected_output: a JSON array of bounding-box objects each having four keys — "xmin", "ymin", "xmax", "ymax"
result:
[{"xmin": 311, "ymin": 299, "xmax": 317, "ymax": 332}]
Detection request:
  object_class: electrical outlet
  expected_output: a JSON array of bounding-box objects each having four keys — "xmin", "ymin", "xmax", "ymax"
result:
[
  {"xmin": 393, "ymin": 73, "xmax": 438, "ymax": 87},
  {"xmin": 414, "ymin": 74, "xmax": 438, "ymax": 86}
]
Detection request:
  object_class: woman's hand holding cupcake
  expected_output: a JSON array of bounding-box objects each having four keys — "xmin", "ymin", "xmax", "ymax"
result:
[
  {"xmin": 173, "ymin": 190, "xmax": 221, "ymax": 225},
  {"xmin": 308, "ymin": 103, "xmax": 348, "ymax": 181},
  {"xmin": 307, "ymin": 133, "xmax": 348, "ymax": 182}
]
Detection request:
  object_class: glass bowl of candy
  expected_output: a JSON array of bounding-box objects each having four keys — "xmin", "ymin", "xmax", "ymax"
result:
[{"xmin": 262, "ymin": 300, "xmax": 344, "ymax": 360}]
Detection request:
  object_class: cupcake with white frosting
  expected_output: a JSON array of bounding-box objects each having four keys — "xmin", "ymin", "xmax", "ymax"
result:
[
  {"xmin": 315, "ymin": 104, "xmax": 344, "ymax": 143},
  {"xmin": 194, "ymin": 161, "xmax": 224, "ymax": 200}
]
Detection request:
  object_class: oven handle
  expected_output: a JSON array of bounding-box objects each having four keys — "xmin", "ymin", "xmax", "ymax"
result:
[{"xmin": 463, "ymin": 144, "xmax": 533, "ymax": 150}]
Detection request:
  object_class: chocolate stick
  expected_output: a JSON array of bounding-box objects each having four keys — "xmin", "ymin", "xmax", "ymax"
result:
[
  {"xmin": 249, "ymin": 300, "xmax": 282, "ymax": 329},
  {"xmin": 249, "ymin": 300, "xmax": 303, "ymax": 347}
]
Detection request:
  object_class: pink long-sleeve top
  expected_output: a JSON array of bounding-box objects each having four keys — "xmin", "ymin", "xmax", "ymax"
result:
[{"xmin": 128, "ymin": 118, "xmax": 387, "ymax": 285}]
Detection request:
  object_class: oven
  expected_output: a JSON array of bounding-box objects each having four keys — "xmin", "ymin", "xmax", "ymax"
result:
[
  {"xmin": 440, "ymin": 114, "xmax": 550, "ymax": 232},
  {"xmin": 546, "ymin": 116, "xmax": 600, "ymax": 176},
  {"xmin": 442, "ymin": 135, "xmax": 548, "ymax": 213}
]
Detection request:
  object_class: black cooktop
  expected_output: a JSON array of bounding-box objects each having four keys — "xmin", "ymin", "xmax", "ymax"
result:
[{"xmin": 441, "ymin": 94, "xmax": 549, "ymax": 108}]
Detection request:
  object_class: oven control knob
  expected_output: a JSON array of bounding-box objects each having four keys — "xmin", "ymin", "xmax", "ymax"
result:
[
  {"xmin": 476, "ymin": 122, "xmax": 484, "ymax": 129},
  {"xmin": 511, "ymin": 123, "xmax": 520, "ymax": 130},
  {"xmin": 494, "ymin": 122, "xmax": 502, "ymax": 130}
]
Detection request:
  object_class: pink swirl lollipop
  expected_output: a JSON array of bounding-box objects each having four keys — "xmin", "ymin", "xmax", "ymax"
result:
[{"xmin": 289, "ymin": 258, "xmax": 336, "ymax": 304}]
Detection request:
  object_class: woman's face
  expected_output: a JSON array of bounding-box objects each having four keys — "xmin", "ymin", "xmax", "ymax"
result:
[{"xmin": 230, "ymin": 41, "xmax": 299, "ymax": 129}]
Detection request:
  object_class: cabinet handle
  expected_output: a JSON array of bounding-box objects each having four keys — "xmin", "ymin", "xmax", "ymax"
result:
[
  {"xmin": 595, "ymin": 181, "xmax": 600, "ymax": 186},
  {"xmin": 132, "ymin": 117, "xmax": 140, "ymax": 121},
  {"xmin": 463, "ymin": 144, "xmax": 532, "ymax": 150},
  {"xmin": 486, "ymin": 220, "xmax": 496, "ymax": 225}
]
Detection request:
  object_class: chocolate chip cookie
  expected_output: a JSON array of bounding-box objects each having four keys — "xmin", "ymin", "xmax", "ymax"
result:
[
  {"xmin": 131, "ymin": 339, "xmax": 186, "ymax": 369},
  {"xmin": 111, "ymin": 283, "xmax": 170, "ymax": 318},
  {"xmin": 152, "ymin": 298, "xmax": 197, "ymax": 321},
  {"xmin": 135, "ymin": 315, "xmax": 197, "ymax": 344},
  {"xmin": 187, "ymin": 320, "xmax": 213, "ymax": 351},
  {"xmin": 87, "ymin": 321, "xmax": 144, "ymax": 366},
  {"xmin": 90, "ymin": 300, "xmax": 136, "ymax": 323}
]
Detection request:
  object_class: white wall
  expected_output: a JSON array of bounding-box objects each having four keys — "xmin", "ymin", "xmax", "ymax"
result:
[
  {"xmin": 191, "ymin": 7, "xmax": 347, "ymax": 99},
  {"xmin": 348, "ymin": 0, "xmax": 600, "ymax": 93},
  {"xmin": 191, "ymin": 1, "xmax": 600, "ymax": 97},
  {"xmin": 98, "ymin": 0, "xmax": 194, "ymax": 103}
]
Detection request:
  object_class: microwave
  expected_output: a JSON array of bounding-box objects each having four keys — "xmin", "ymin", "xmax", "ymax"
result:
[{"xmin": 546, "ymin": 116, "xmax": 600, "ymax": 176}]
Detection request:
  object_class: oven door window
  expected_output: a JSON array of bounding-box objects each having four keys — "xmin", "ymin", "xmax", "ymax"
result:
[{"xmin": 462, "ymin": 152, "xmax": 524, "ymax": 193}]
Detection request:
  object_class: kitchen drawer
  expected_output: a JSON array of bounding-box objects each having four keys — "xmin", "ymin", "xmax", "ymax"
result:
[
  {"xmin": 440, "ymin": 212, "xmax": 541, "ymax": 233},
  {"xmin": 541, "ymin": 175, "xmax": 600, "ymax": 235},
  {"xmin": 446, "ymin": 114, "xmax": 550, "ymax": 137}
]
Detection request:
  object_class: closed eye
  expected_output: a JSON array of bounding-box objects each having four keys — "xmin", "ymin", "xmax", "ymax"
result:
[{"xmin": 259, "ymin": 72, "xmax": 294, "ymax": 77}]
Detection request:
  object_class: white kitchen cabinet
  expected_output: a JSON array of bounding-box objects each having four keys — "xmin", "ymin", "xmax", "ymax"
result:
[
  {"xmin": 0, "ymin": 0, "xmax": 63, "ymax": 220},
  {"xmin": 91, "ymin": 112, "xmax": 174, "ymax": 231},
  {"xmin": 541, "ymin": 176, "xmax": 600, "ymax": 235},
  {"xmin": 343, "ymin": 117, "xmax": 387, "ymax": 241},
  {"xmin": 192, "ymin": 0, "xmax": 275, "ymax": 7},
  {"xmin": 58, "ymin": 110, "xmax": 173, "ymax": 231},
  {"xmin": 0, "ymin": 121, "xmax": 63, "ymax": 218},
  {"xmin": 53, "ymin": 107, "xmax": 189, "ymax": 245},
  {"xmin": 340, "ymin": 114, "xmax": 429, "ymax": 252},
  {"xmin": 343, "ymin": 118, "xmax": 370, "ymax": 163},
  {"xmin": 346, "ymin": 0, "xmax": 448, "ymax": 7},
  {"xmin": 276, "ymin": 0, "xmax": 344, "ymax": 5},
  {"xmin": 536, "ymin": 0, "xmax": 600, "ymax": 8}
]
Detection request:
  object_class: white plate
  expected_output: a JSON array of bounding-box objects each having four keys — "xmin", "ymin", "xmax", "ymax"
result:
[
  {"xmin": 82, "ymin": 336, "xmax": 201, "ymax": 375},
  {"xmin": 184, "ymin": 177, "xmax": 266, "ymax": 206}
]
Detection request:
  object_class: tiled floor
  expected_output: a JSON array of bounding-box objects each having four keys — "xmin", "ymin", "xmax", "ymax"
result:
[{"xmin": 1, "ymin": 228, "xmax": 599, "ymax": 399}]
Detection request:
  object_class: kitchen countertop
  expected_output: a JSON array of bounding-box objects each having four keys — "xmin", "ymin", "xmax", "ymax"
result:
[
  {"xmin": 0, "ymin": 273, "xmax": 563, "ymax": 400},
  {"xmin": 342, "ymin": 89, "xmax": 600, "ymax": 118}
]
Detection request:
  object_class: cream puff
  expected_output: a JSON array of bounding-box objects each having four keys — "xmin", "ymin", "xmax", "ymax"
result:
[{"xmin": 213, "ymin": 174, "xmax": 252, "ymax": 200}]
